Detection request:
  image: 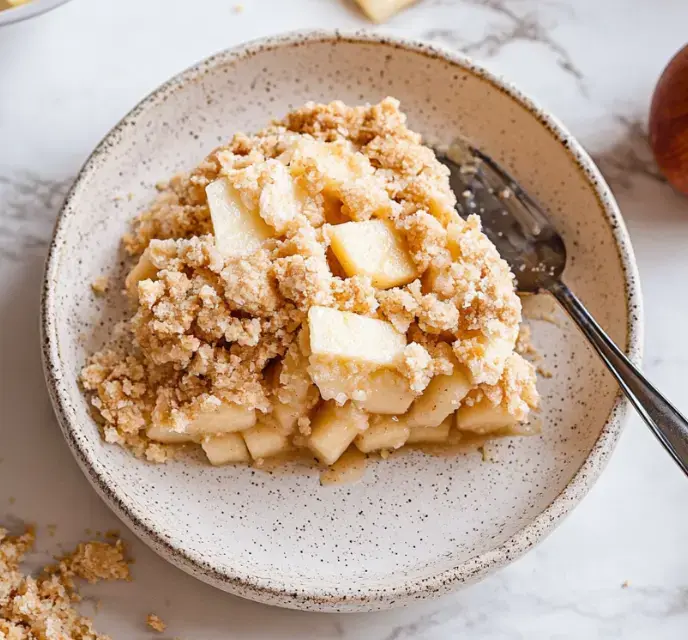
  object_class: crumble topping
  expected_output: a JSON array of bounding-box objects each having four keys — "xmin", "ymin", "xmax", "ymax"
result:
[
  {"xmin": 0, "ymin": 528, "xmax": 130, "ymax": 640},
  {"xmin": 81, "ymin": 98, "xmax": 538, "ymax": 467}
]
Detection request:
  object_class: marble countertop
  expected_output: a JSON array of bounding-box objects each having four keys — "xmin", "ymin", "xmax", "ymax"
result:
[{"xmin": 1, "ymin": 0, "xmax": 687, "ymax": 637}]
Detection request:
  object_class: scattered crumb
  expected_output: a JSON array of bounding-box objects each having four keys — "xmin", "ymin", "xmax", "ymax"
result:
[
  {"xmin": 8, "ymin": 496, "xmax": 15, "ymax": 505},
  {"xmin": 0, "ymin": 527, "xmax": 131, "ymax": 639},
  {"xmin": 621, "ymin": 580, "xmax": 630, "ymax": 589},
  {"xmin": 147, "ymin": 613, "xmax": 167, "ymax": 632},
  {"xmin": 232, "ymin": 3, "xmax": 244, "ymax": 12},
  {"xmin": 48, "ymin": 538, "xmax": 130, "ymax": 586},
  {"xmin": 128, "ymin": 192, "xmax": 135, "ymax": 201},
  {"xmin": 91, "ymin": 276, "xmax": 109, "ymax": 295},
  {"xmin": 536, "ymin": 363, "xmax": 553, "ymax": 379},
  {"xmin": 47, "ymin": 524, "xmax": 58, "ymax": 537}
]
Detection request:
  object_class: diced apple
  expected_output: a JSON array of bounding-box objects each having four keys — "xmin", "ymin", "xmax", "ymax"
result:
[
  {"xmin": 308, "ymin": 306, "xmax": 406, "ymax": 367},
  {"xmin": 242, "ymin": 424, "xmax": 290, "ymax": 459},
  {"xmin": 201, "ymin": 433, "xmax": 250, "ymax": 465},
  {"xmin": 272, "ymin": 335, "xmax": 317, "ymax": 433},
  {"xmin": 146, "ymin": 423, "xmax": 193, "ymax": 444},
  {"xmin": 187, "ymin": 403, "xmax": 256, "ymax": 436},
  {"xmin": 407, "ymin": 415, "xmax": 452, "ymax": 444},
  {"xmin": 406, "ymin": 366, "xmax": 472, "ymax": 428},
  {"xmin": 357, "ymin": 369, "xmax": 416, "ymax": 414},
  {"xmin": 258, "ymin": 161, "xmax": 301, "ymax": 234},
  {"xmin": 455, "ymin": 400, "xmax": 519, "ymax": 435},
  {"xmin": 328, "ymin": 219, "xmax": 417, "ymax": 289},
  {"xmin": 308, "ymin": 401, "xmax": 369, "ymax": 466},
  {"xmin": 290, "ymin": 139, "xmax": 366, "ymax": 194},
  {"xmin": 308, "ymin": 362, "xmax": 415, "ymax": 413},
  {"xmin": 354, "ymin": 415, "xmax": 409, "ymax": 453},
  {"xmin": 125, "ymin": 250, "xmax": 157, "ymax": 299},
  {"xmin": 205, "ymin": 177, "xmax": 273, "ymax": 257},
  {"xmin": 355, "ymin": 0, "xmax": 417, "ymax": 23}
]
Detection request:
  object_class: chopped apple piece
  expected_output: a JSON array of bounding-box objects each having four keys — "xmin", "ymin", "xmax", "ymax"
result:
[
  {"xmin": 187, "ymin": 403, "xmax": 256, "ymax": 435},
  {"xmin": 357, "ymin": 369, "xmax": 416, "ymax": 414},
  {"xmin": 202, "ymin": 433, "xmax": 250, "ymax": 465},
  {"xmin": 205, "ymin": 177, "xmax": 273, "ymax": 257},
  {"xmin": 308, "ymin": 362, "xmax": 415, "ymax": 413},
  {"xmin": 272, "ymin": 337, "xmax": 317, "ymax": 433},
  {"xmin": 308, "ymin": 401, "xmax": 369, "ymax": 466},
  {"xmin": 328, "ymin": 220, "xmax": 417, "ymax": 289},
  {"xmin": 308, "ymin": 306, "xmax": 406, "ymax": 367},
  {"xmin": 355, "ymin": 0, "xmax": 417, "ymax": 23},
  {"xmin": 125, "ymin": 250, "xmax": 157, "ymax": 299},
  {"xmin": 258, "ymin": 161, "xmax": 301, "ymax": 234},
  {"xmin": 406, "ymin": 366, "xmax": 472, "ymax": 428},
  {"xmin": 146, "ymin": 423, "xmax": 193, "ymax": 444},
  {"xmin": 354, "ymin": 415, "xmax": 409, "ymax": 453},
  {"xmin": 290, "ymin": 139, "xmax": 366, "ymax": 193},
  {"xmin": 407, "ymin": 415, "xmax": 452, "ymax": 445},
  {"xmin": 242, "ymin": 424, "xmax": 291, "ymax": 459},
  {"xmin": 455, "ymin": 400, "xmax": 520, "ymax": 435}
]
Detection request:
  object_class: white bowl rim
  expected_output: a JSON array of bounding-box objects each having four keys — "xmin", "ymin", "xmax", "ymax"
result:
[
  {"xmin": 0, "ymin": 0, "xmax": 72, "ymax": 27},
  {"xmin": 41, "ymin": 29, "xmax": 643, "ymax": 609}
]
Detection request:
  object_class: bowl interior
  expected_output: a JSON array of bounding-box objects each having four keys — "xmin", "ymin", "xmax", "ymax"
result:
[{"xmin": 43, "ymin": 34, "xmax": 637, "ymax": 610}]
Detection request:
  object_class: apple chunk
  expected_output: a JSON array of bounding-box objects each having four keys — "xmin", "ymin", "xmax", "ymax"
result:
[
  {"xmin": 354, "ymin": 415, "xmax": 409, "ymax": 453},
  {"xmin": 125, "ymin": 250, "xmax": 157, "ymax": 299},
  {"xmin": 406, "ymin": 415, "xmax": 452, "ymax": 444},
  {"xmin": 206, "ymin": 177, "xmax": 273, "ymax": 257},
  {"xmin": 406, "ymin": 366, "xmax": 471, "ymax": 428},
  {"xmin": 187, "ymin": 403, "xmax": 256, "ymax": 436},
  {"xmin": 308, "ymin": 401, "xmax": 369, "ymax": 466},
  {"xmin": 357, "ymin": 369, "xmax": 416, "ymax": 414},
  {"xmin": 355, "ymin": 0, "xmax": 417, "ymax": 23},
  {"xmin": 455, "ymin": 400, "xmax": 519, "ymax": 435},
  {"xmin": 308, "ymin": 306, "xmax": 406, "ymax": 367},
  {"xmin": 202, "ymin": 433, "xmax": 250, "ymax": 465},
  {"xmin": 271, "ymin": 336, "xmax": 317, "ymax": 433},
  {"xmin": 242, "ymin": 424, "xmax": 291, "ymax": 460},
  {"xmin": 146, "ymin": 423, "xmax": 193, "ymax": 444},
  {"xmin": 328, "ymin": 220, "xmax": 417, "ymax": 289}
]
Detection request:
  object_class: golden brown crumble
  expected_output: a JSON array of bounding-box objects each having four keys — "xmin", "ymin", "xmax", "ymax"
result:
[
  {"xmin": 146, "ymin": 613, "xmax": 166, "ymax": 632},
  {"xmin": 0, "ymin": 528, "xmax": 130, "ymax": 640},
  {"xmin": 81, "ymin": 98, "xmax": 538, "ymax": 468}
]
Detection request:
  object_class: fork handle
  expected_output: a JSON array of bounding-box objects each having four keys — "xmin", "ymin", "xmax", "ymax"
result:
[{"xmin": 547, "ymin": 279, "xmax": 688, "ymax": 477}]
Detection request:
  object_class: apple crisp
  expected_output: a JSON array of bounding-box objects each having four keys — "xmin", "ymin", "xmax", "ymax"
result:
[{"xmin": 80, "ymin": 98, "xmax": 539, "ymax": 470}]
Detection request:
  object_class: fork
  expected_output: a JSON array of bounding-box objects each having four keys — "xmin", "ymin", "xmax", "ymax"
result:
[{"xmin": 436, "ymin": 142, "xmax": 688, "ymax": 477}]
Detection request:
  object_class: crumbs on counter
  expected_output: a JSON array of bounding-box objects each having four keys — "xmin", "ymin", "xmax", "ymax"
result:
[
  {"xmin": 146, "ymin": 613, "xmax": 167, "ymax": 632},
  {"xmin": 0, "ymin": 526, "xmax": 131, "ymax": 639}
]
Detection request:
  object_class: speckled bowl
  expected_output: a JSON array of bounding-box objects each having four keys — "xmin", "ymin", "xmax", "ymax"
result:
[{"xmin": 41, "ymin": 31, "xmax": 642, "ymax": 612}]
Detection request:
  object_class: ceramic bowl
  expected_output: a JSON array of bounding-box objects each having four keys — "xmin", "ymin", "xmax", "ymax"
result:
[
  {"xmin": 0, "ymin": 0, "xmax": 71, "ymax": 27},
  {"xmin": 41, "ymin": 31, "xmax": 642, "ymax": 612}
]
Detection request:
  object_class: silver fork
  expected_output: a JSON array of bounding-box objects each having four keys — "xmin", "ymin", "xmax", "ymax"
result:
[{"xmin": 436, "ymin": 142, "xmax": 688, "ymax": 477}]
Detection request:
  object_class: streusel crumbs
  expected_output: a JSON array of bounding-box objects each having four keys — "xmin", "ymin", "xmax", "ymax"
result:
[{"xmin": 0, "ymin": 528, "xmax": 130, "ymax": 640}]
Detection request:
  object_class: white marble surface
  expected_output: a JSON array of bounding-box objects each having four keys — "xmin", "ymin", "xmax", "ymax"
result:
[{"xmin": 1, "ymin": 0, "xmax": 687, "ymax": 637}]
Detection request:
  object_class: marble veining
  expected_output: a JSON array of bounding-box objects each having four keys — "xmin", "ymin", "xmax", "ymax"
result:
[
  {"xmin": 1, "ymin": 0, "xmax": 687, "ymax": 638},
  {"xmin": 423, "ymin": 0, "xmax": 587, "ymax": 93}
]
